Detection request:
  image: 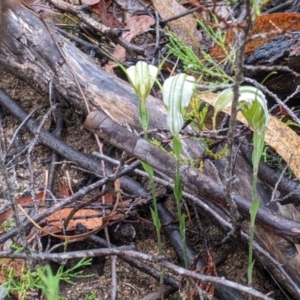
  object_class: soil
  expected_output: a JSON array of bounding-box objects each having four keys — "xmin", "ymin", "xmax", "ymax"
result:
[{"xmin": 0, "ymin": 67, "xmax": 285, "ymax": 299}]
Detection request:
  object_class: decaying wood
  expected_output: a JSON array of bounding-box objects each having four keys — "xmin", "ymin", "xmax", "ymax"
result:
[
  {"xmin": 84, "ymin": 110, "xmax": 300, "ymax": 297},
  {"xmin": 84, "ymin": 110, "xmax": 300, "ymax": 241},
  {"xmin": 1, "ymin": 5, "xmax": 300, "ymax": 298},
  {"xmin": 0, "ymin": 7, "xmax": 166, "ymax": 132}
]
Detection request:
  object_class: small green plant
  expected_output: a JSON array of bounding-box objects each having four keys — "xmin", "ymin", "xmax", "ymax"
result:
[
  {"xmin": 37, "ymin": 265, "xmax": 60, "ymax": 299},
  {"xmin": 1, "ymin": 258, "xmax": 94, "ymax": 300},
  {"xmin": 166, "ymin": 27, "xmax": 232, "ymax": 85},
  {"xmin": 126, "ymin": 62, "xmax": 159, "ymax": 139},
  {"xmin": 0, "ymin": 218, "xmax": 15, "ymax": 233},
  {"xmin": 213, "ymin": 86, "xmax": 269, "ymax": 297},
  {"xmin": 85, "ymin": 291, "xmax": 97, "ymax": 300},
  {"xmin": 187, "ymin": 98, "xmax": 210, "ymax": 131},
  {"xmin": 125, "ymin": 61, "xmax": 164, "ymax": 299},
  {"xmin": 163, "ymin": 73, "xmax": 195, "ymax": 270},
  {"xmin": 125, "ymin": 62, "xmax": 196, "ymax": 299}
]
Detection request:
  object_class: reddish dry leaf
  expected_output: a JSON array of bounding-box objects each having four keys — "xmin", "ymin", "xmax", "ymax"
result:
[
  {"xmin": 211, "ymin": 13, "xmax": 300, "ymax": 59},
  {"xmin": 180, "ymin": 252, "xmax": 217, "ymax": 299},
  {"xmin": 111, "ymin": 15, "xmax": 155, "ymax": 62},
  {"xmin": 91, "ymin": 0, "xmax": 123, "ymax": 28},
  {"xmin": 0, "ymin": 258, "xmax": 24, "ymax": 285},
  {"xmin": 45, "ymin": 208, "xmax": 104, "ymax": 231},
  {"xmin": 98, "ymin": 192, "xmax": 114, "ymax": 204},
  {"xmin": 57, "ymin": 179, "xmax": 70, "ymax": 199},
  {"xmin": 103, "ymin": 64, "xmax": 117, "ymax": 75},
  {"xmin": 38, "ymin": 213, "xmax": 115, "ymax": 241},
  {"xmin": 0, "ymin": 192, "xmax": 44, "ymax": 227},
  {"xmin": 198, "ymin": 252, "xmax": 217, "ymax": 298}
]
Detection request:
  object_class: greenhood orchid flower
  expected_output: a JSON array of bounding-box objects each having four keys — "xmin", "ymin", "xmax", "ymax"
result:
[
  {"xmin": 126, "ymin": 61, "xmax": 158, "ymax": 102},
  {"xmin": 213, "ymin": 86, "xmax": 269, "ymax": 133},
  {"xmin": 162, "ymin": 74, "xmax": 195, "ymax": 136},
  {"xmin": 213, "ymin": 85, "xmax": 269, "ymax": 292},
  {"xmin": 162, "ymin": 73, "xmax": 195, "ymax": 270},
  {"xmin": 126, "ymin": 61, "xmax": 158, "ymax": 138}
]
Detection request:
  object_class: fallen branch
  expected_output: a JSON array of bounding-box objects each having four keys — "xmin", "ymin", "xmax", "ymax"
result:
[
  {"xmin": 0, "ymin": 248, "xmax": 273, "ymax": 300},
  {"xmin": 85, "ymin": 109, "xmax": 300, "ymax": 298},
  {"xmin": 84, "ymin": 110, "xmax": 300, "ymax": 244}
]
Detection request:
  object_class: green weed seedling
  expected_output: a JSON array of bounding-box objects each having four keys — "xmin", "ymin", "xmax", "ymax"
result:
[
  {"xmin": 167, "ymin": 28, "xmax": 231, "ymax": 86},
  {"xmin": 85, "ymin": 291, "xmax": 97, "ymax": 300},
  {"xmin": 1, "ymin": 258, "xmax": 93, "ymax": 300}
]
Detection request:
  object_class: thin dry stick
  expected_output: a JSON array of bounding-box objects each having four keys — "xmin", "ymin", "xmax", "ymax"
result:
[
  {"xmin": 0, "ymin": 122, "xmax": 34, "ymax": 268},
  {"xmin": 223, "ymin": 0, "xmax": 253, "ymax": 239},
  {"xmin": 26, "ymin": 105, "xmax": 58, "ymax": 252}
]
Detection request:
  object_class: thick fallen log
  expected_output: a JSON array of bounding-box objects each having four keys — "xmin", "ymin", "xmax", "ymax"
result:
[
  {"xmin": 0, "ymin": 6, "xmax": 166, "ymax": 131},
  {"xmin": 1, "ymin": 5, "xmax": 300, "ymax": 298}
]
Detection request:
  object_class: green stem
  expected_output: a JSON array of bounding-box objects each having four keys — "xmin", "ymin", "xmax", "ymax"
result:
[
  {"xmin": 173, "ymin": 136, "xmax": 190, "ymax": 299},
  {"xmin": 247, "ymin": 131, "xmax": 264, "ymax": 300},
  {"xmin": 150, "ymin": 173, "xmax": 163, "ymax": 275},
  {"xmin": 139, "ymin": 100, "xmax": 149, "ymax": 140},
  {"xmin": 141, "ymin": 138, "xmax": 163, "ymax": 299}
]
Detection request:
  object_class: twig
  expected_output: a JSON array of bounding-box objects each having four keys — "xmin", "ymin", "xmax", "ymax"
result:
[
  {"xmin": 47, "ymin": 0, "xmax": 144, "ymax": 55},
  {"xmin": 239, "ymin": 137, "xmax": 300, "ymax": 204},
  {"xmin": 46, "ymin": 115, "xmax": 64, "ymax": 207},
  {"xmin": 244, "ymin": 77, "xmax": 300, "ymax": 125},
  {"xmin": 223, "ymin": 0, "xmax": 253, "ymax": 239},
  {"xmin": 0, "ymin": 121, "xmax": 34, "ymax": 268},
  {"xmin": 0, "ymin": 248, "xmax": 273, "ymax": 300},
  {"xmin": 86, "ymin": 234, "xmax": 178, "ymax": 288}
]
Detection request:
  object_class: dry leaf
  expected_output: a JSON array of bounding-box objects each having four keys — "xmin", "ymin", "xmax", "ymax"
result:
[
  {"xmin": 91, "ymin": 0, "xmax": 123, "ymax": 28},
  {"xmin": 57, "ymin": 179, "xmax": 70, "ymax": 199},
  {"xmin": 45, "ymin": 208, "xmax": 104, "ymax": 231},
  {"xmin": 151, "ymin": 0, "xmax": 199, "ymax": 54},
  {"xmin": 111, "ymin": 15, "xmax": 155, "ymax": 62},
  {"xmin": 0, "ymin": 258, "xmax": 24, "ymax": 285},
  {"xmin": 211, "ymin": 13, "xmax": 300, "ymax": 59},
  {"xmin": 0, "ymin": 192, "xmax": 44, "ymax": 227},
  {"xmin": 200, "ymin": 93, "xmax": 300, "ymax": 181}
]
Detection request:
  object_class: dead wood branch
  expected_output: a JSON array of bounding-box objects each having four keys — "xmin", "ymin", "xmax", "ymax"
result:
[
  {"xmin": 85, "ymin": 109, "xmax": 300, "ymax": 297},
  {"xmin": 158, "ymin": 203, "xmax": 245, "ymax": 300},
  {"xmin": 0, "ymin": 248, "xmax": 273, "ymax": 300},
  {"xmin": 0, "ymin": 7, "xmax": 165, "ymax": 132},
  {"xmin": 84, "ymin": 110, "xmax": 300, "ymax": 244}
]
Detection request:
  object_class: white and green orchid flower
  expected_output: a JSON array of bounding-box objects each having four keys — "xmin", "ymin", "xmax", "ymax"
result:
[
  {"xmin": 126, "ymin": 61, "xmax": 158, "ymax": 102},
  {"xmin": 163, "ymin": 74, "xmax": 195, "ymax": 136},
  {"xmin": 126, "ymin": 61, "xmax": 158, "ymax": 138},
  {"xmin": 213, "ymin": 86, "xmax": 269, "ymax": 133},
  {"xmin": 162, "ymin": 73, "xmax": 195, "ymax": 270},
  {"xmin": 213, "ymin": 85, "xmax": 269, "ymax": 290}
]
